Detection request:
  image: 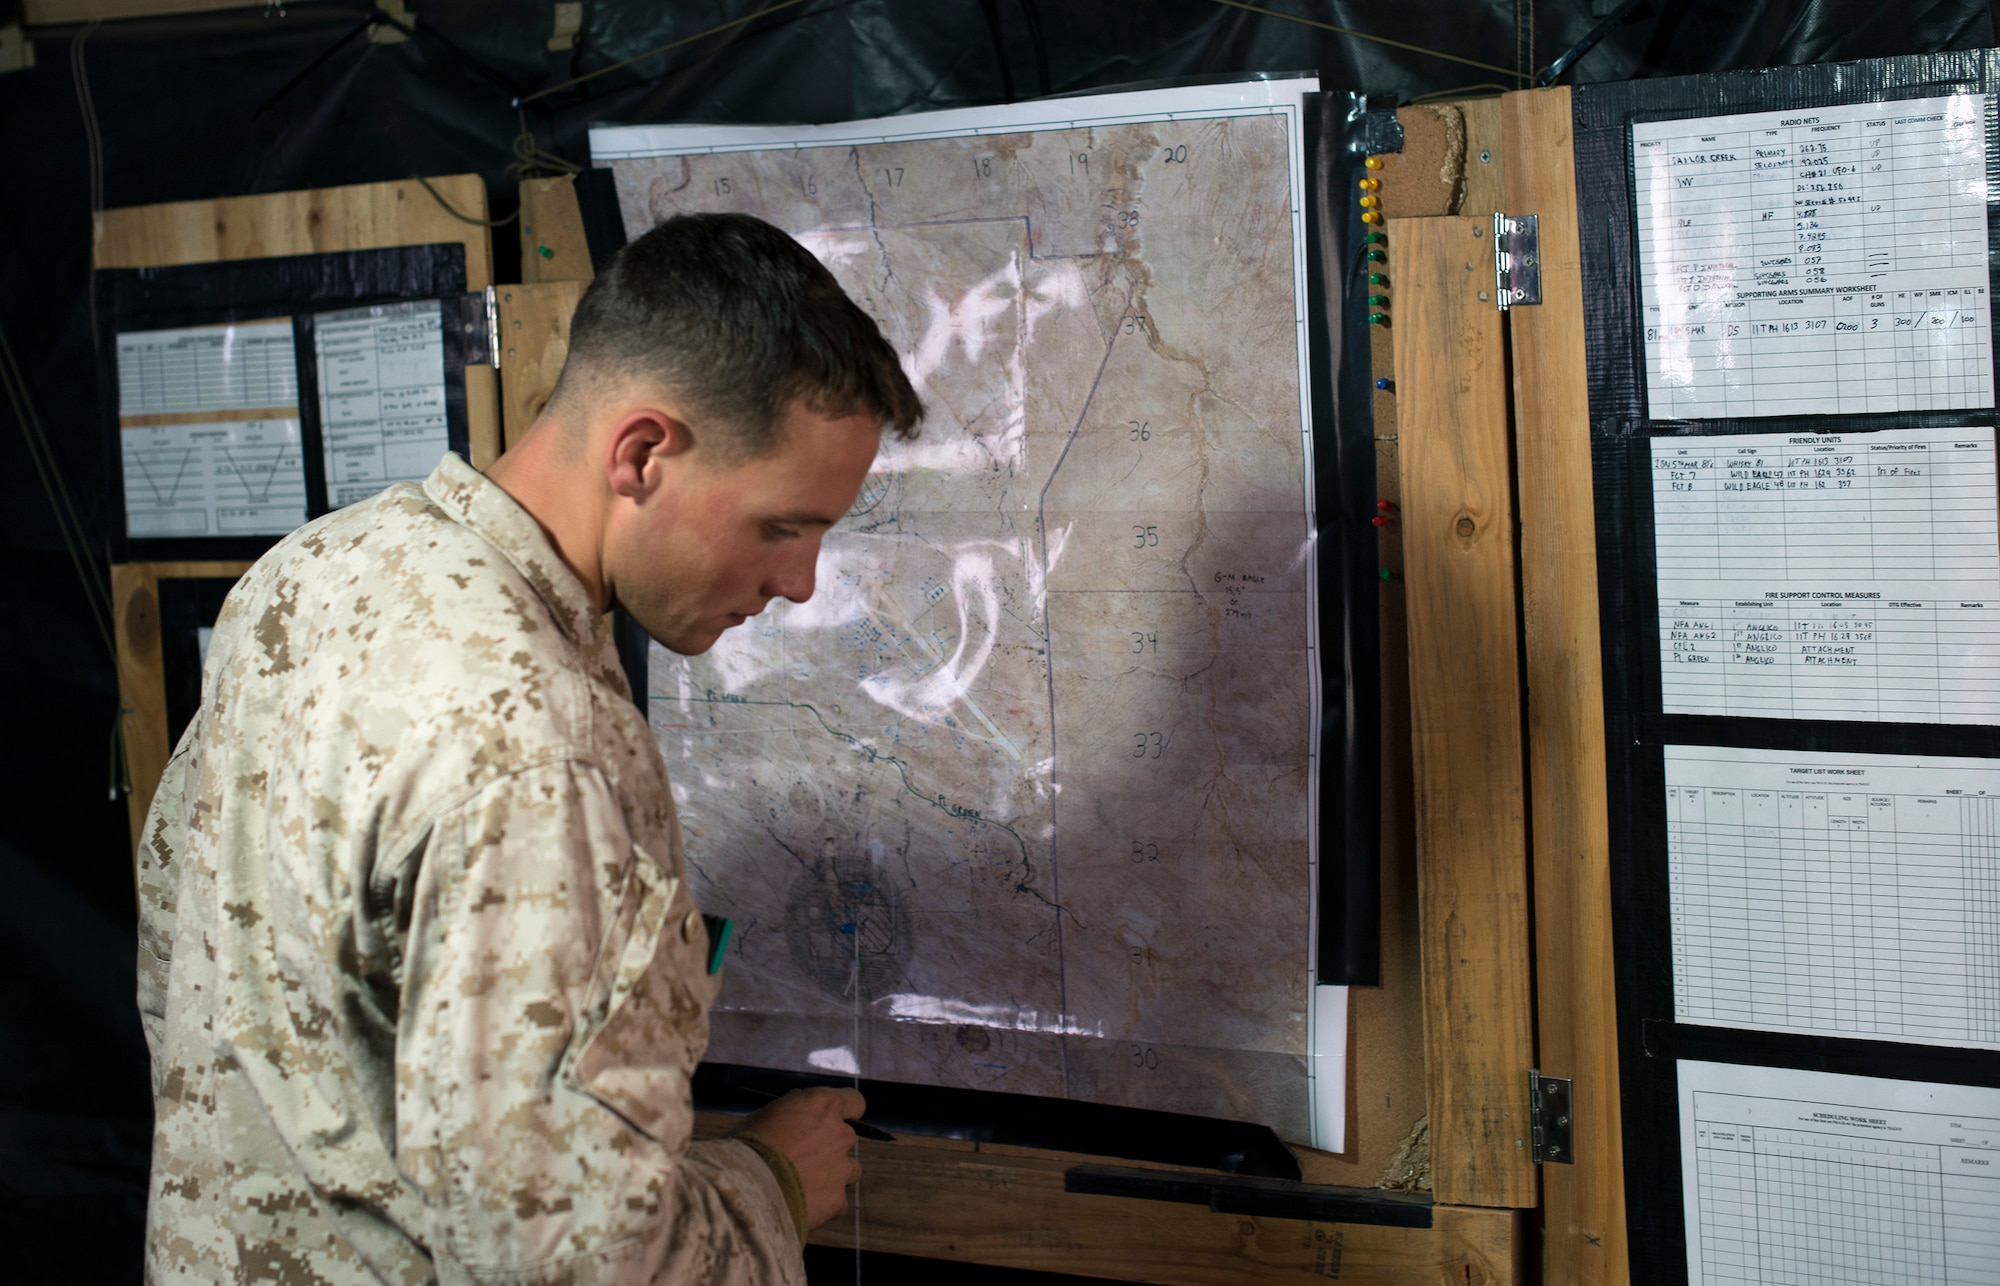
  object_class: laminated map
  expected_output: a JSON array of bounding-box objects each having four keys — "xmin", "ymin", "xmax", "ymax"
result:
[{"xmin": 591, "ymin": 80, "xmax": 1325, "ymax": 1139}]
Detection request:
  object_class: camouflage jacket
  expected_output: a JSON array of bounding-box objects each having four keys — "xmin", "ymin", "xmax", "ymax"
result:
[{"xmin": 136, "ymin": 454, "xmax": 803, "ymax": 1285}]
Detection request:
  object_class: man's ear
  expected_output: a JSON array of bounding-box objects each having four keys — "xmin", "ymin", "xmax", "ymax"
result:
[{"xmin": 605, "ymin": 408, "xmax": 691, "ymax": 500}]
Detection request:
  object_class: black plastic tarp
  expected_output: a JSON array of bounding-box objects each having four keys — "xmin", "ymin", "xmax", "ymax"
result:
[{"xmin": 0, "ymin": 2, "xmax": 1992, "ymax": 1280}]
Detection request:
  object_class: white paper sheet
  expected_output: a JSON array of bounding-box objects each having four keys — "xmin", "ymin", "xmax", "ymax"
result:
[
  {"xmin": 1635, "ymin": 95, "xmax": 1993, "ymax": 419},
  {"xmin": 1667, "ymin": 745, "xmax": 2000, "ymax": 1050},
  {"xmin": 114, "ymin": 320, "xmax": 305, "ymax": 539},
  {"xmin": 314, "ymin": 300, "xmax": 450, "ymax": 508},
  {"xmin": 1681, "ymin": 1060, "xmax": 2000, "ymax": 1284},
  {"xmin": 1653, "ymin": 425, "xmax": 2000, "ymax": 723}
]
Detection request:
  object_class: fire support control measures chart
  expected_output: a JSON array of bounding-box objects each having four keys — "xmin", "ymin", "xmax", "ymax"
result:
[
  {"xmin": 1652, "ymin": 426, "xmax": 2000, "ymax": 724},
  {"xmin": 1635, "ymin": 95, "xmax": 1993, "ymax": 420}
]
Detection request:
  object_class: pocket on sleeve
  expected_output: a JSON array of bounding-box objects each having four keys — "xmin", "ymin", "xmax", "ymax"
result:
[{"xmin": 562, "ymin": 847, "xmax": 720, "ymax": 1146}]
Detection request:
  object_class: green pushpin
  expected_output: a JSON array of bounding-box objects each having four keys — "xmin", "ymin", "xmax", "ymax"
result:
[
  {"xmin": 537, "ymin": 245, "xmax": 555, "ymax": 259},
  {"xmin": 1368, "ymin": 312, "xmax": 1389, "ymax": 326},
  {"xmin": 1367, "ymin": 294, "xmax": 1389, "ymax": 306},
  {"xmin": 1378, "ymin": 568, "xmax": 1396, "ymax": 582},
  {"xmin": 1366, "ymin": 248, "xmax": 1387, "ymax": 263},
  {"xmin": 1368, "ymin": 271, "xmax": 1388, "ymax": 285},
  {"xmin": 1364, "ymin": 231, "xmax": 1387, "ymax": 244}
]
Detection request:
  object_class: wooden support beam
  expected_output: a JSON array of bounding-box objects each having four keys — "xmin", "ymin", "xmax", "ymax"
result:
[
  {"xmin": 496, "ymin": 280, "xmax": 584, "ymax": 451},
  {"xmin": 520, "ymin": 176, "xmax": 597, "ymax": 285},
  {"xmin": 1503, "ymin": 84, "xmax": 1630, "ymax": 1285},
  {"xmin": 1390, "ymin": 215, "xmax": 1538, "ymax": 1211}
]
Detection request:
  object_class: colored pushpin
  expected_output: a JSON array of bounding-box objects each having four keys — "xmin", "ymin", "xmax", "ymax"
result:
[
  {"xmin": 537, "ymin": 245, "xmax": 555, "ymax": 259},
  {"xmin": 1368, "ymin": 311, "xmax": 1389, "ymax": 326},
  {"xmin": 1368, "ymin": 271, "xmax": 1387, "ymax": 285},
  {"xmin": 1361, "ymin": 211, "xmax": 1381, "ymax": 224},
  {"xmin": 1364, "ymin": 156, "xmax": 1384, "ymax": 169},
  {"xmin": 1370, "ymin": 514, "xmax": 1390, "ymax": 527},
  {"xmin": 1376, "ymin": 499, "xmax": 1396, "ymax": 511},
  {"xmin": 1375, "ymin": 378, "xmax": 1394, "ymax": 391},
  {"xmin": 1359, "ymin": 195, "xmax": 1379, "ymax": 209},
  {"xmin": 1358, "ymin": 177, "xmax": 1380, "ymax": 191},
  {"xmin": 1378, "ymin": 568, "xmax": 1396, "ymax": 582},
  {"xmin": 1364, "ymin": 231, "xmax": 1386, "ymax": 244},
  {"xmin": 1366, "ymin": 249, "xmax": 1387, "ymax": 263},
  {"xmin": 1367, "ymin": 294, "xmax": 1389, "ymax": 306}
]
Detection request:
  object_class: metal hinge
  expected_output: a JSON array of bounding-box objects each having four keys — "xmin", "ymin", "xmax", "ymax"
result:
[
  {"xmin": 1493, "ymin": 213, "xmax": 1541, "ymax": 311},
  {"xmin": 454, "ymin": 287, "xmax": 501, "ymax": 369},
  {"xmin": 1529, "ymin": 1070, "xmax": 1574, "ymax": 1163}
]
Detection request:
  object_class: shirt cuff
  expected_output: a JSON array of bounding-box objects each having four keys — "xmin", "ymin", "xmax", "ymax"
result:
[{"xmin": 734, "ymin": 1133, "xmax": 809, "ymax": 1246}]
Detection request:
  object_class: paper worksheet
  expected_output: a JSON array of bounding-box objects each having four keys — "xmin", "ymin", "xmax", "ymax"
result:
[
  {"xmin": 1635, "ymin": 95, "xmax": 1993, "ymax": 419},
  {"xmin": 1668, "ymin": 745, "xmax": 2000, "ymax": 1050},
  {"xmin": 1681, "ymin": 1060, "xmax": 2000, "ymax": 1284},
  {"xmin": 1653, "ymin": 425, "xmax": 2000, "ymax": 723},
  {"xmin": 115, "ymin": 320, "xmax": 306, "ymax": 539},
  {"xmin": 315, "ymin": 300, "xmax": 450, "ymax": 508}
]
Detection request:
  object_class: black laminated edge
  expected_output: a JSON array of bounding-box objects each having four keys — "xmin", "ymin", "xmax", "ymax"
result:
[
  {"xmin": 692, "ymin": 1061, "xmax": 1302, "ymax": 1179},
  {"xmin": 1306, "ymin": 91, "xmax": 1384, "ymax": 987},
  {"xmin": 1062, "ymin": 1164, "xmax": 1432, "ymax": 1227},
  {"xmin": 575, "ymin": 165, "xmax": 633, "ymax": 273},
  {"xmin": 1574, "ymin": 51, "xmax": 2000, "ymax": 1284},
  {"xmin": 99, "ymin": 244, "xmax": 467, "ymax": 562}
]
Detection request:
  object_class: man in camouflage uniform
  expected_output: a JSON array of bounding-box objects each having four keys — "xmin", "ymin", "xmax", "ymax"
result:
[{"xmin": 137, "ymin": 213, "xmax": 923, "ymax": 1283}]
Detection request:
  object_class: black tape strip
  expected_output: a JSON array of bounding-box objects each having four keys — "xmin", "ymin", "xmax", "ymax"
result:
[
  {"xmin": 1574, "ymin": 51, "xmax": 2000, "ymax": 1284},
  {"xmin": 1062, "ymin": 1164, "xmax": 1433, "ymax": 1228}
]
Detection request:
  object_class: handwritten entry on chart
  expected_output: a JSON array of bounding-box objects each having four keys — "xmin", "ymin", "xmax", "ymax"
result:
[{"xmin": 1634, "ymin": 96, "xmax": 1994, "ymax": 419}]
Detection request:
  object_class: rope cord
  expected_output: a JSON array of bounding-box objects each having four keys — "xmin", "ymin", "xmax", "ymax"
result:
[
  {"xmin": 518, "ymin": 0, "xmax": 814, "ymax": 104},
  {"xmin": 411, "ymin": 172, "xmax": 519, "ymax": 226},
  {"xmin": 1203, "ymin": 0, "xmax": 1529, "ymax": 82}
]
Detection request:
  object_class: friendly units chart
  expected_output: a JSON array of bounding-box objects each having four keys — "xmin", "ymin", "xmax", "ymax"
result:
[
  {"xmin": 1634, "ymin": 94, "xmax": 1993, "ymax": 420},
  {"xmin": 1667, "ymin": 746, "xmax": 2000, "ymax": 1050},
  {"xmin": 1653, "ymin": 425, "xmax": 2000, "ymax": 724},
  {"xmin": 1681, "ymin": 1062, "xmax": 2000, "ymax": 1285}
]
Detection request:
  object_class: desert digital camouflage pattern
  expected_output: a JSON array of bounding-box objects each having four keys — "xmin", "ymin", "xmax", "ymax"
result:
[{"xmin": 136, "ymin": 453, "xmax": 801, "ymax": 1284}]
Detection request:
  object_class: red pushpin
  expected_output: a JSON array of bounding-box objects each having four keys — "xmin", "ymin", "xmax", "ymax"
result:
[
  {"xmin": 1371, "ymin": 515, "xmax": 1390, "ymax": 527},
  {"xmin": 1376, "ymin": 499, "xmax": 1396, "ymax": 511}
]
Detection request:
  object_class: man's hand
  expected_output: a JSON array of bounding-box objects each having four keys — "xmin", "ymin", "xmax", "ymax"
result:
[{"xmin": 733, "ymin": 1087, "xmax": 866, "ymax": 1229}]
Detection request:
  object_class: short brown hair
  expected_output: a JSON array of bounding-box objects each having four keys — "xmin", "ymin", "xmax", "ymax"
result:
[{"xmin": 550, "ymin": 212, "xmax": 923, "ymax": 453}]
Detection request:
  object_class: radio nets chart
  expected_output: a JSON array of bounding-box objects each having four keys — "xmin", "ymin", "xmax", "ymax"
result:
[
  {"xmin": 1667, "ymin": 746, "xmax": 2000, "ymax": 1049},
  {"xmin": 593, "ymin": 81, "xmax": 1321, "ymax": 1137},
  {"xmin": 1635, "ymin": 95, "xmax": 1993, "ymax": 419},
  {"xmin": 1653, "ymin": 426, "xmax": 2000, "ymax": 723},
  {"xmin": 1681, "ymin": 1061, "xmax": 2000, "ymax": 1285},
  {"xmin": 314, "ymin": 301, "xmax": 451, "ymax": 508},
  {"xmin": 115, "ymin": 320, "xmax": 305, "ymax": 538}
]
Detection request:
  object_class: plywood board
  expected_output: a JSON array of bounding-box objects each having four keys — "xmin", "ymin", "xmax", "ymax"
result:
[
  {"xmin": 94, "ymin": 175, "xmax": 500, "ymax": 467},
  {"xmin": 1503, "ymin": 84, "xmax": 1630, "ymax": 1285},
  {"xmin": 1389, "ymin": 215, "xmax": 1538, "ymax": 1210}
]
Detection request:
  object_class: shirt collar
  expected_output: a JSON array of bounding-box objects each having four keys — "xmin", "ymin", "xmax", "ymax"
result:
[{"xmin": 422, "ymin": 453, "xmax": 605, "ymax": 650}]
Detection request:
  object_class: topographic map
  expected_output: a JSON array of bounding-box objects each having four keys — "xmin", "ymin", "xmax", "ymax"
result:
[{"xmin": 592, "ymin": 81, "xmax": 1322, "ymax": 1138}]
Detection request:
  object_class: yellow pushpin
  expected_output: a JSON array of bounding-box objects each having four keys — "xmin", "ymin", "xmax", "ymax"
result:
[
  {"xmin": 1359, "ymin": 195, "xmax": 1379, "ymax": 209},
  {"xmin": 1361, "ymin": 210, "xmax": 1382, "ymax": 224},
  {"xmin": 1364, "ymin": 156, "xmax": 1384, "ymax": 170},
  {"xmin": 1358, "ymin": 177, "xmax": 1380, "ymax": 190}
]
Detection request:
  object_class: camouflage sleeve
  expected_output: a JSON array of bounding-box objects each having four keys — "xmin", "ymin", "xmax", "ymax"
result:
[
  {"xmin": 395, "ymin": 759, "xmax": 804, "ymax": 1285},
  {"xmin": 135, "ymin": 735, "xmax": 199, "ymax": 1090}
]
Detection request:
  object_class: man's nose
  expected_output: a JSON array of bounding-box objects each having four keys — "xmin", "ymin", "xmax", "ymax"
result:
[{"xmin": 766, "ymin": 554, "xmax": 817, "ymax": 604}]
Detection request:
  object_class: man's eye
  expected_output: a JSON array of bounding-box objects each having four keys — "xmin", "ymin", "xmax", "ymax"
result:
[{"xmin": 763, "ymin": 524, "xmax": 799, "ymax": 541}]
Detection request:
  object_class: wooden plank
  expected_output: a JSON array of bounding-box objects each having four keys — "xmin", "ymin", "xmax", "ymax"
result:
[
  {"xmin": 497, "ymin": 280, "xmax": 584, "ymax": 450},
  {"xmin": 520, "ymin": 176, "xmax": 597, "ymax": 284},
  {"xmin": 1503, "ymin": 85, "xmax": 1630, "ymax": 1285},
  {"xmin": 1459, "ymin": 98, "xmax": 1505, "ymax": 217},
  {"xmin": 1390, "ymin": 215, "xmax": 1537, "ymax": 1210},
  {"xmin": 93, "ymin": 176, "xmax": 501, "ymax": 467},
  {"xmin": 700, "ymin": 1113, "xmax": 1522, "ymax": 1285},
  {"xmin": 115, "ymin": 560, "xmax": 252, "ymax": 855}
]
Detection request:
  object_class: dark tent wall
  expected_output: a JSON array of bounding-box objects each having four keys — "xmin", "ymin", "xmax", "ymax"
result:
[{"xmin": 0, "ymin": 1, "xmax": 1990, "ymax": 1280}]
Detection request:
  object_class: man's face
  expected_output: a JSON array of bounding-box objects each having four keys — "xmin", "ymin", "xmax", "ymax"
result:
[{"xmin": 608, "ymin": 399, "xmax": 883, "ymax": 655}]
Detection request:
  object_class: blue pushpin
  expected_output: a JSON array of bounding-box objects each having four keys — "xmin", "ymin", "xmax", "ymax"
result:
[{"xmin": 1375, "ymin": 378, "xmax": 1394, "ymax": 391}]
